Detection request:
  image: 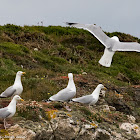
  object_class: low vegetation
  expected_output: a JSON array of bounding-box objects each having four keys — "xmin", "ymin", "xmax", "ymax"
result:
[
  {"xmin": 0, "ymin": 24, "xmax": 139, "ymax": 136},
  {"xmin": 0, "ymin": 25, "xmax": 139, "ymax": 87}
]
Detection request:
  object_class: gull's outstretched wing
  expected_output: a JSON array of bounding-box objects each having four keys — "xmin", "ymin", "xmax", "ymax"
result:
[
  {"xmin": 49, "ymin": 88, "xmax": 76, "ymax": 102},
  {"xmin": 72, "ymin": 95, "xmax": 95, "ymax": 104},
  {"xmin": 0, "ymin": 86, "xmax": 16, "ymax": 98},
  {"xmin": 112, "ymin": 41, "xmax": 140, "ymax": 52},
  {"xmin": 66, "ymin": 22, "xmax": 113, "ymax": 49}
]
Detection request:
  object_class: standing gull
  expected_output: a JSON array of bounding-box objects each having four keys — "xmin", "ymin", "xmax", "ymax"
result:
[
  {"xmin": 0, "ymin": 95, "xmax": 24, "ymax": 129},
  {"xmin": 66, "ymin": 22, "xmax": 140, "ymax": 67},
  {"xmin": 47, "ymin": 73, "xmax": 76, "ymax": 102},
  {"xmin": 72, "ymin": 84, "xmax": 106, "ymax": 108},
  {"xmin": 0, "ymin": 71, "xmax": 26, "ymax": 98}
]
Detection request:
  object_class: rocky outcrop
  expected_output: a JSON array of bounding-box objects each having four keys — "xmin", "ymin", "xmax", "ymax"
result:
[
  {"xmin": 120, "ymin": 123, "xmax": 140, "ymax": 139},
  {"xmin": 0, "ymin": 124, "xmax": 35, "ymax": 140},
  {"xmin": 1, "ymin": 110, "xmax": 138, "ymax": 140},
  {"xmin": 1, "ymin": 86, "xmax": 140, "ymax": 140}
]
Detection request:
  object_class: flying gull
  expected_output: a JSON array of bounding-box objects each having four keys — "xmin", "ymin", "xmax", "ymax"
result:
[
  {"xmin": 47, "ymin": 73, "xmax": 76, "ymax": 102},
  {"xmin": 0, "ymin": 71, "xmax": 26, "ymax": 98},
  {"xmin": 66, "ymin": 22, "xmax": 140, "ymax": 67},
  {"xmin": 72, "ymin": 84, "xmax": 106, "ymax": 108},
  {"xmin": 0, "ymin": 95, "xmax": 24, "ymax": 129}
]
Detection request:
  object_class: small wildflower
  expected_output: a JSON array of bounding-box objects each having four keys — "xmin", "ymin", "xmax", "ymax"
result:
[
  {"xmin": 67, "ymin": 114, "xmax": 72, "ymax": 117},
  {"xmin": 134, "ymin": 126, "xmax": 139, "ymax": 130},
  {"xmin": 46, "ymin": 110, "xmax": 58, "ymax": 120},
  {"xmin": 90, "ymin": 123, "xmax": 98, "ymax": 128}
]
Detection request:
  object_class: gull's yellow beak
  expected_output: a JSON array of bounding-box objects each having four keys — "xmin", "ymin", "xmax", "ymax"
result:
[
  {"xmin": 104, "ymin": 87, "xmax": 107, "ymax": 90},
  {"xmin": 22, "ymin": 72, "xmax": 26, "ymax": 76},
  {"xmin": 22, "ymin": 72, "xmax": 26, "ymax": 75},
  {"xmin": 20, "ymin": 99, "xmax": 24, "ymax": 101}
]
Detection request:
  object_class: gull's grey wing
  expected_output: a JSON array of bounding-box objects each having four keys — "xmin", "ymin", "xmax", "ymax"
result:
[
  {"xmin": 112, "ymin": 41, "xmax": 140, "ymax": 52},
  {"xmin": 72, "ymin": 95, "xmax": 95, "ymax": 104},
  {"xmin": 49, "ymin": 88, "xmax": 76, "ymax": 101},
  {"xmin": 0, "ymin": 107, "xmax": 11, "ymax": 119},
  {"xmin": 0, "ymin": 86, "xmax": 16, "ymax": 98},
  {"xmin": 66, "ymin": 22, "xmax": 113, "ymax": 49}
]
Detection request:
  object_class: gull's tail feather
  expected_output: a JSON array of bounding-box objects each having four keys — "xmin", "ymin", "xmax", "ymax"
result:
[
  {"xmin": 99, "ymin": 48, "xmax": 115, "ymax": 67},
  {"xmin": 68, "ymin": 99, "xmax": 74, "ymax": 103},
  {"xmin": 99, "ymin": 56, "xmax": 112, "ymax": 67},
  {"xmin": 0, "ymin": 96, "xmax": 6, "ymax": 98},
  {"xmin": 71, "ymin": 98, "xmax": 80, "ymax": 103},
  {"xmin": 42, "ymin": 99, "xmax": 51, "ymax": 103},
  {"xmin": 0, "ymin": 93, "xmax": 7, "ymax": 98}
]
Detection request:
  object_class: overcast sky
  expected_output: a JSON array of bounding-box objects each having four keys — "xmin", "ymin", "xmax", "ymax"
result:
[{"xmin": 0, "ymin": 0, "xmax": 140, "ymax": 38}]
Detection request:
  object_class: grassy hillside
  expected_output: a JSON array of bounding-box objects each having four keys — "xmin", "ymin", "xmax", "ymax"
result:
[{"xmin": 0, "ymin": 24, "xmax": 140, "ymax": 101}]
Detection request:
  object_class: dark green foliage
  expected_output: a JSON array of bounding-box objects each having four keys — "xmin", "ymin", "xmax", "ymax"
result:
[
  {"xmin": 50, "ymin": 56, "xmax": 68, "ymax": 64},
  {"xmin": 53, "ymin": 102, "xmax": 64, "ymax": 109},
  {"xmin": 3, "ymin": 24, "xmax": 23, "ymax": 35},
  {"xmin": 80, "ymin": 107, "xmax": 92, "ymax": 116}
]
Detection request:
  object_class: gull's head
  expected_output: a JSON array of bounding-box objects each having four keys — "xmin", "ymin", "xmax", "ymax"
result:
[
  {"xmin": 13, "ymin": 95, "xmax": 24, "ymax": 101},
  {"xmin": 17, "ymin": 71, "xmax": 26, "ymax": 76},
  {"xmin": 97, "ymin": 84, "xmax": 107, "ymax": 90},
  {"xmin": 111, "ymin": 36, "xmax": 119, "ymax": 42},
  {"xmin": 68, "ymin": 73, "xmax": 73, "ymax": 79}
]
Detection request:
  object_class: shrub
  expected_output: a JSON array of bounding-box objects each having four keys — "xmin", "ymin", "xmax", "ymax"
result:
[
  {"xmin": 3, "ymin": 24, "xmax": 22, "ymax": 35},
  {"xmin": 17, "ymin": 101, "xmax": 47, "ymax": 121}
]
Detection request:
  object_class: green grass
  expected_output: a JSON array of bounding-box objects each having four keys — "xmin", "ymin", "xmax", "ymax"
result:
[{"xmin": 0, "ymin": 42, "xmax": 29, "ymax": 56}]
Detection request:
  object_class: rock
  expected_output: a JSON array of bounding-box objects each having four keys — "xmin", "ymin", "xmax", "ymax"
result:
[
  {"xmin": 120, "ymin": 123, "xmax": 140, "ymax": 138},
  {"xmin": 127, "ymin": 115, "xmax": 136, "ymax": 123},
  {"xmin": 84, "ymin": 123, "xmax": 97, "ymax": 130},
  {"xmin": 111, "ymin": 131, "xmax": 127, "ymax": 140},
  {"xmin": 6, "ymin": 109, "xmax": 140, "ymax": 140},
  {"xmin": 100, "ymin": 90, "xmax": 106, "ymax": 97},
  {"xmin": 109, "ymin": 106, "xmax": 116, "ymax": 111},
  {"xmin": 34, "ymin": 48, "xmax": 38, "ymax": 51},
  {"xmin": 50, "ymin": 117, "xmax": 81, "ymax": 140},
  {"xmin": 6, "ymin": 114, "xmax": 140, "ymax": 140},
  {"xmin": 97, "ymin": 99, "xmax": 106, "ymax": 105},
  {"xmin": 34, "ymin": 129, "xmax": 54, "ymax": 140},
  {"xmin": 69, "ymin": 59, "xmax": 71, "ymax": 64},
  {"xmin": 111, "ymin": 99, "xmax": 132, "ymax": 114},
  {"xmin": 77, "ymin": 130, "xmax": 94, "ymax": 140},
  {"xmin": 102, "ymin": 105, "xmax": 110, "ymax": 112},
  {"xmin": 82, "ymin": 72, "xmax": 87, "ymax": 75},
  {"xmin": 8, "ymin": 124, "xmax": 36, "ymax": 140},
  {"xmin": 21, "ymin": 65, "xmax": 23, "ymax": 68},
  {"xmin": 69, "ymin": 118, "xmax": 78, "ymax": 125},
  {"xmin": 94, "ymin": 129, "xmax": 111, "ymax": 140}
]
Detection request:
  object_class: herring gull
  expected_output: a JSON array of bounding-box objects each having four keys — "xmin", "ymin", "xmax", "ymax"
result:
[
  {"xmin": 66, "ymin": 22, "xmax": 140, "ymax": 67},
  {"xmin": 0, "ymin": 71, "xmax": 26, "ymax": 98},
  {"xmin": 72, "ymin": 84, "xmax": 106, "ymax": 108},
  {"xmin": 47, "ymin": 73, "xmax": 76, "ymax": 102},
  {"xmin": 0, "ymin": 95, "xmax": 24, "ymax": 129}
]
